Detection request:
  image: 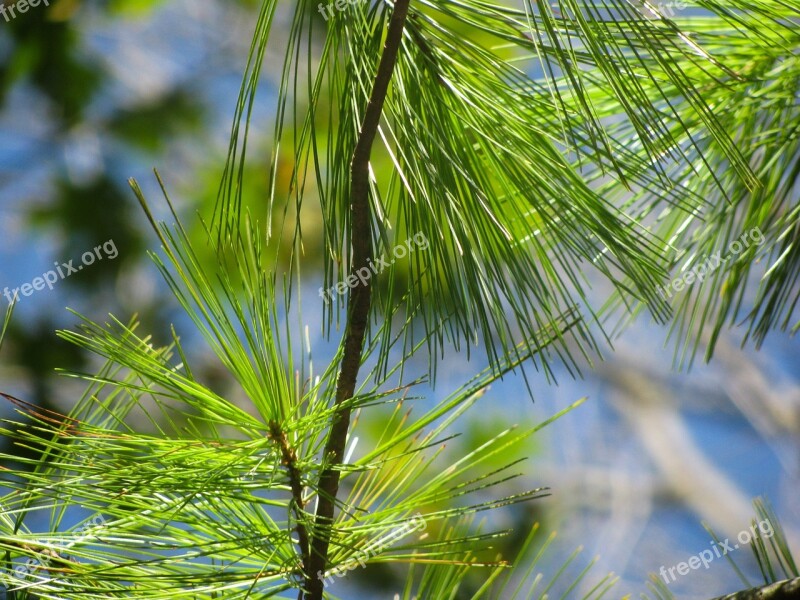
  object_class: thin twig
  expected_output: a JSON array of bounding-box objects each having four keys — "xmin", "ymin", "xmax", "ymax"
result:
[
  {"xmin": 268, "ymin": 420, "xmax": 309, "ymax": 590},
  {"xmin": 303, "ymin": 1, "xmax": 412, "ymax": 598},
  {"xmin": 708, "ymin": 577, "xmax": 800, "ymax": 600}
]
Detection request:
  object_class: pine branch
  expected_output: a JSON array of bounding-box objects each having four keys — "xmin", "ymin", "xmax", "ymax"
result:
[
  {"xmin": 708, "ymin": 578, "xmax": 800, "ymax": 600},
  {"xmin": 303, "ymin": 1, "xmax": 412, "ymax": 598},
  {"xmin": 267, "ymin": 421, "xmax": 309, "ymax": 584}
]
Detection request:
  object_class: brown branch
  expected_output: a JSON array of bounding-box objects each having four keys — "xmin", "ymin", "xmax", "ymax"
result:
[
  {"xmin": 267, "ymin": 421, "xmax": 309, "ymax": 597},
  {"xmin": 1, "ymin": 539, "xmax": 80, "ymax": 574},
  {"xmin": 708, "ymin": 577, "xmax": 800, "ymax": 600},
  {"xmin": 303, "ymin": 1, "xmax": 411, "ymax": 598}
]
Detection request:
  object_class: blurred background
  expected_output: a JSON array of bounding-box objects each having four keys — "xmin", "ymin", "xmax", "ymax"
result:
[{"xmin": 0, "ymin": 1, "xmax": 797, "ymax": 598}]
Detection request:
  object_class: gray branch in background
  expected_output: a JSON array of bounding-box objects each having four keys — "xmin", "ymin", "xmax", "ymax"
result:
[{"xmin": 709, "ymin": 577, "xmax": 800, "ymax": 600}]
